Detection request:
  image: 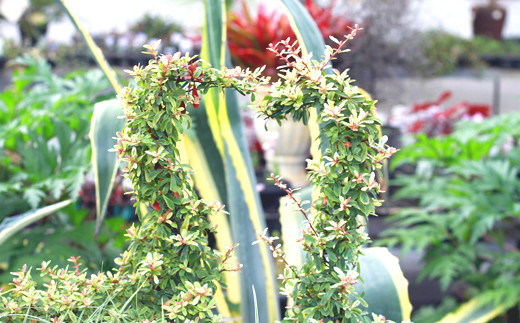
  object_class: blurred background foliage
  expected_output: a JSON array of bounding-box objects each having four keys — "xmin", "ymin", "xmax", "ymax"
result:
[{"xmin": 0, "ymin": 55, "xmax": 129, "ymax": 292}]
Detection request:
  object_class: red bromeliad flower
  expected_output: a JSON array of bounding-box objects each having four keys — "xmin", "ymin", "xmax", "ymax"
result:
[
  {"xmin": 227, "ymin": 1, "xmax": 354, "ymax": 80},
  {"xmin": 406, "ymin": 91, "xmax": 491, "ymax": 136},
  {"xmin": 304, "ymin": 0, "xmax": 354, "ymax": 42},
  {"xmin": 412, "ymin": 90, "xmax": 452, "ymax": 112},
  {"xmin": 228, "ymin": 2, "xmax": 295, "ymax": 79}
]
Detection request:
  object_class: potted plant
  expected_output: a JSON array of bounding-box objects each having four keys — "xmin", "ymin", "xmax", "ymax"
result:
[
  {"xmin": 387, "ymin": 91, "xmax": 491, "ymax": 138},
  {"xmin": 472, "ymin": 0, "xmax": 507, "ymax": 40},
  {"xmin": 18, "ymin": 0, "xmax": 64, "ymax": 46}
]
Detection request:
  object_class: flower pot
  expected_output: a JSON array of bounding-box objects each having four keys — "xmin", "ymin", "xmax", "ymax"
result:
[
  {"xmin": 251, "ymin": 85, "xmax": 312, "ymax": 187},
  {"xmin": 19, "ymin": 10, "xmax": 49, "ymax": 47},
  {"xmin": 253, "ymin": 117, "xmax": 311, "ymax": 187},
  {"xmin": 472, "ymin": 4, "xmax": 506, "ymax": 40}
]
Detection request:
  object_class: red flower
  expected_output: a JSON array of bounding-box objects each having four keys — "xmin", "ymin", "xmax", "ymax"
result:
[
  {"xmin": 227, "ymin": 0, "xmax": 353, "ymax": 80},
  {"xmin": 412, "ymin": 91, "xmax": 452, "ymax": 112},
  {"xmin": 153, "ymin": 201, "xmax": 161, "ymax": 211}
]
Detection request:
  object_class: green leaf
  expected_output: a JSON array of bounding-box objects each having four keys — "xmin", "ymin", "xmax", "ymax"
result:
[
  {"xmin": 198, "ymin": 1, "xmax": 280, "ymax": 321},
  {"xmin": 89, "ymin": 99, "xmax": 125, "ymax": 234},
  {"xmin": 0, "ymin": 199, "xmax": 73, "ymax": 246},
  {"xmin": 22, "ymin": 187, "xmax": 47, "ymax": 209},
  {"xmin": 439, "ymin": 296, "xmax": 517, "ymax": 323},
  {"xmin": 355, "ymin": 247, "xmax": 413, "ymax": 322},
  {"xmin": 52, "ymin": 0, "xmax": 121, "ymax": 94},
  {"xmin": 360, "ymin": 191, "xmax": 370, "ymax": 205},
  {"xmin": 163, "ymin": 195, "xmax": 176, "ymax": 210}
]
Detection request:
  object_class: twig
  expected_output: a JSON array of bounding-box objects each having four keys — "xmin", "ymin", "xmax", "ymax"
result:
[{"xmin": 269, "ymin": 173, "xmax": 319, "ymax": 237}]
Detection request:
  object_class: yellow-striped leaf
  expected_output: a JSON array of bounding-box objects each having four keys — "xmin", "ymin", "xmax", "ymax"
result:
[
  {"xmin": 438, "ymin": 297, "xmax": 516, "ymax": 323},
  {"xmin": 53, "ymin": 0, "xmax": 125, "ymax": 234},
  {"xmin": 197, "ymin": 0, "xmax": 279, "ymax": 321},
  {"xmin": 280, "ymin": 0, "xmax": 327, "ymax": 161},
  {"xmin": 356, "ymin": 247, "xmax": 413, "ymax": 322},
  {"xmin": 52, "ymin": 0, "xmax": 121, "ymax": 94}
]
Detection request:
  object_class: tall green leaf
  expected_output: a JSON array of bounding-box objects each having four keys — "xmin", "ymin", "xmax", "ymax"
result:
[
  {"xmin": 280, "ymin": 0, "xmax": 325, "ymax": 59},
  {"xmin": 89, "ymin": 99, "xmax": 126, "ymax": 234},
  {"xmin": 356, "ymin": 248, "xmax": 413, "ymax": 322},
  {"xmin": 198, "ymin": 0, "xmax": 279, "ymax": 321},
  {"xmin": 181, "ymin": 113, "xmax": 240, "ymax": 315}
]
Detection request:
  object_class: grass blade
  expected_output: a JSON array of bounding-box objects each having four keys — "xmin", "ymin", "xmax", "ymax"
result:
[{"xmin": 252, "ymin": 285, "xmax": 259, "ymax": 323}]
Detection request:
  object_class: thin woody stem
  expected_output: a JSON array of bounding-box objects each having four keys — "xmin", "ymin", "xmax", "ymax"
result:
[
  {"xmin": 319, "ymin": 24, "xmax": 361, "ymax": 72},
  {"xmin": 270, "ymin": 174, "xmax": 319, "ymax": 237},
  {"xmin": 264, "ymin": 238, "xmax": 300, "ymax": 278}
]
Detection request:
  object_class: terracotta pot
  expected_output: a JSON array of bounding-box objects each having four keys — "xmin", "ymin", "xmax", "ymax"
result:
[{"xmin": 472, "ymin": 4, "xmax": 506, "ymax": 40}]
